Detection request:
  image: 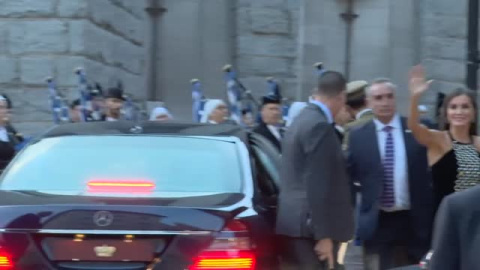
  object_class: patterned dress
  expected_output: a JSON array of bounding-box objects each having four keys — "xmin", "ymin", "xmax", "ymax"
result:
[{"xmin": 431, "ymin": 135, "xmax": 480, "ymax": 211}]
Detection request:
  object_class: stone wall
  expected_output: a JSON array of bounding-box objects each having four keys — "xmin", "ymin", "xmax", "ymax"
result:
[
  {"xmin": 420, "ymin": 0, "xmax": 468, "ymax": 109},
  {"xmin": 294, "ymin": 0, "xmax": 471, "ymax": 116},
  {"xmin": 234, "ymin": 0, "xmax": 300, "ymax": 101},
  {"xmin": 0, "ymin": 0, "xmax": 475, "ymax": 131},
  {"xmin": 0, "ymin": 0, "xmax": 147, "ymax": 135},
  {"xmin": 155, "ymin": 0, "xmax": 234, "ymax": 120},
  {"xmin": 297, "ymin": 0, "xmax": 423, "ymax": 114}
]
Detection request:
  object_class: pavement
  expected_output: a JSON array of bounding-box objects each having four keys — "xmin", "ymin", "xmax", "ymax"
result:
[
  {"xmin": 341, "ymin": 243, "xmax": 421, "ymax": 270},
  {"xmin": 341, "ymin": 243, "xmax": 364, "ymax": 270}
]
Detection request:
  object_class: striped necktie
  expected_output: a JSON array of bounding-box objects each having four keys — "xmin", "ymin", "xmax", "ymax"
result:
[{"xmin": 381, "ymin": 125, "xmax": 395, "ymax": 208}]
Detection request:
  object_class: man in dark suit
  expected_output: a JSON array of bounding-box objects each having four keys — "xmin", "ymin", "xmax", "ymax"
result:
[
  {"xmin": 429, "ymin": 185, "xmax": 480, "ymax": 270},
  {"xmin": 347, "ymin": 78, "xmax": 434, "ymax": 269},
  {"xmin": 253, "ymin": 95, "xmax": 283, "ymax": 151},
  {"xmin": 276, "ymin": 71, "xmax": 354, "ymax": 269}
]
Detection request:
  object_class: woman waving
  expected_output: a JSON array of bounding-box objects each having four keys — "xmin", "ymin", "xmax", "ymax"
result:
[{"xmin": 408, "ymin": 65, "xmax": 480, "ymax": 211}]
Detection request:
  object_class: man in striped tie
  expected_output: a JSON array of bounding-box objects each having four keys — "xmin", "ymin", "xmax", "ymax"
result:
[{"xmin": 346, "ymin": 78, "xmax": 434, "ymax": 269}]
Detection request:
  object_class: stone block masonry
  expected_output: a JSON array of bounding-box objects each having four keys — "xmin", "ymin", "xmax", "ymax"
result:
[
  {"xmin": 8, "ymin": 20, "xmax": 69, "ymax": 55},
  {"xmin": 234, "ymin": 0, "xmax": 300, "ymax": 102},
  {"xmin": 0, "ymin": 0, "xmax": 474, "ymax": 134},
  {"xmin": 0, "ymin": 0, "xmax": 56, "ymax": 17},
  {"xmin": 0, "ymin": 0, "xmax": 146, "ymax": 135},
  {"xmin": 419, "ymin": 0, "xmax": 469, "ymax": 117}
]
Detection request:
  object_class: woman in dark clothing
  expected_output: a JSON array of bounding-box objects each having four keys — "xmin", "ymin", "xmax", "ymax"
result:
[
  {"xmin": 0, "ymin": 95, "xmax": 17, "ymax": 170},
  {"xmin": 408, "ymin": 65, "xmax": 480, "ymax": 212},
  {"xmin": 2, "ymin": 94, "xmax": 24, "ymax": 145}
]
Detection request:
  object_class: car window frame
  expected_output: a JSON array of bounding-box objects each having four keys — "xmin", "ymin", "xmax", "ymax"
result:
[{"xmin": 248, "ymin": 132, "xmax": 281, "ymax": 196}]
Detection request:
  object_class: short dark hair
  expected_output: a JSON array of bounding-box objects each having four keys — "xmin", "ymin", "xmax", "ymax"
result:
[
  {"xmin": 70, "ymin": 99, "xmax": 81, "ymax": 109},
  {"xmin": 1, "ymin": 94, "xmax": 12, "ymax": 109},
  {"xmin": 315, "ymin": 71, "xmax": 347, "ymax": 97}
]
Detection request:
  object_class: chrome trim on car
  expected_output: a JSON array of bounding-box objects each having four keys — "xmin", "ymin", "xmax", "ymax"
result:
[{"xmin": 0, "ymin": 229, "xmax": 212, "ymax": 235}]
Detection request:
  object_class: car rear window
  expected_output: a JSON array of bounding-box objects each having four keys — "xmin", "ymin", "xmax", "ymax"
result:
[{"xmin": 0, "ymin": 136, "xmax": 244, "ymax": 197}]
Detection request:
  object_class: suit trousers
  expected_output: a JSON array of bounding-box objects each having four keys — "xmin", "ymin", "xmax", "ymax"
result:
[
  {"xmin": 363, "ymin": 210, "xmax": 427, "ymax": 270},
  {"xmin": 278, "ymin": 236, "xmax": 342, "ymax": 270}
]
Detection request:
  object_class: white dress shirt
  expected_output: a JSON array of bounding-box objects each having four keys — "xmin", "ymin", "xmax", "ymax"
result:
[
  {"xmin": 373, "ymin": 114, "xmax": 410, "ymax": 211},
  {"xmin": 267, "ymin": 125, "xmax": 282, "ymax": 141},
  {"xmin": 335, "ymin": 125, "xmax": 345, "ymax": 134},
  {"xmin": 0, "ymin": 127, "xmax": 8, "ymax": 142}
]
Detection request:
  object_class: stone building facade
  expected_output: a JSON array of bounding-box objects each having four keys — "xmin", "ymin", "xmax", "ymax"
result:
[
  {"xmin": 0, "ymin": 0, "xmax": 147, "ymax": 134},
  {"xmin": 421, "ymin": 0, "xmax": 469, "ymax": 104},
  {"xmin": 0, "ymin": 0, "xmax": 473, "ymax": 134}
]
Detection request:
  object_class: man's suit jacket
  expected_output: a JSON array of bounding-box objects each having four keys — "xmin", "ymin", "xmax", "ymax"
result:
[
  {"xmin": 334, "ymin": 125, "xmax": 344, "ymax": 142},
  {"xmin": 430, "ymin": 185, "xmax": 480, "ymax": 270},
  {"xmin": 253, "ymin": 123, "xmax": 281, "ymax": 151},
  {"xmin": 342, "ymin": 109, "xmax": 374, "ymax": 150},
  {"xmin": 347, "ymin": 117, "xmax": 434, "ymax": 244},
  {"xmin": 276, "ymin": 103, "xmax": 354, "ymax": 242}
]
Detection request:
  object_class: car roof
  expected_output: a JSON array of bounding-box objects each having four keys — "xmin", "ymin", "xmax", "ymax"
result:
[{"xmin": 34, "ymin": 121, "xmax": 249, "ymax": 144}]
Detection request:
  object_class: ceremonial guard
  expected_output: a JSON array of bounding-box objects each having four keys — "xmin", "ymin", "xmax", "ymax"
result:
[
  {"xmin": 88, "ymin": 83, "xmax": 105, "ymax": 121},
  {"xmin": 253, "ymin": 95, "xmax": 283, "ymax": 151},
  {"xmin": 241, "ymin": 109, "xmax": 255, "ymax": 128},
  {"xmin": 223, "ymin": 64, "xmax": 259, "ymax": 124},
  {"xmin": 342, "ymin": 80, "xmax": 374, "ymax": 149},
  {"xmin": 101, "ymin": 87, "xmax": 126, "ymax": 122}
]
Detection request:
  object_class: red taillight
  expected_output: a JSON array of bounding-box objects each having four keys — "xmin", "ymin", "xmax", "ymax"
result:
[
  {"xmin": 0, "ymin": 250, "xmax": 14, "ymax": 269},
  {"xmin": 87, "ymin": 180, "xmax": 155, "ymax": 193},
  {"xmin": 190, "ymin": 250, "xmax": 255, "ymax": 270},
  {"xmin": 223, "ymin": 220, "xmax": 248, "ymax": 232},
  {"xmin": 189, "ymin": 220, "xmax": 256, "ymax": 270}
]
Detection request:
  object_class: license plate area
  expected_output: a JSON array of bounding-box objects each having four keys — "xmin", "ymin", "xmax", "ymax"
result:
[{"xmin": 41, "ymin": 235, "xmax": 166, "ymax": 262}]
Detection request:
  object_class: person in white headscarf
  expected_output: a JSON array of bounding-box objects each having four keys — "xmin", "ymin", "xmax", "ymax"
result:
[
  {"xmin": 286, "ymin": 102, "xmax": 307, "ymax": 127},
  {"xmin": 200, "ymin": 99, "xmax": 229, "ymax": 124},
  {"xmin": 150, "ymin": 107, "xmax": 172, "ymax": 122}
]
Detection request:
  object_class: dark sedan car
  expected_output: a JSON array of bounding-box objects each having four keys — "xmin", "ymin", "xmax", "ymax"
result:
[{"xmin": 0, "ymin": 121, "xmax": 281, "ymax": 270}]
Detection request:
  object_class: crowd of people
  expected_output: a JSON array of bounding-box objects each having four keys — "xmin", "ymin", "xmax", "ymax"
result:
[
  {"xmin": 272, "ymin": 65, "xmax": 479, "ymax": 270},
  {"xmin": 68, "ymin": 86, "xmax": 173, "ymax": 123},
  {"xmin": 0, "ymin": 63, "xmax": 477, "ymax": 269},
  {"xmin": 192, "ymin": 65, "xmax": 480, "ymax": 269}
]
